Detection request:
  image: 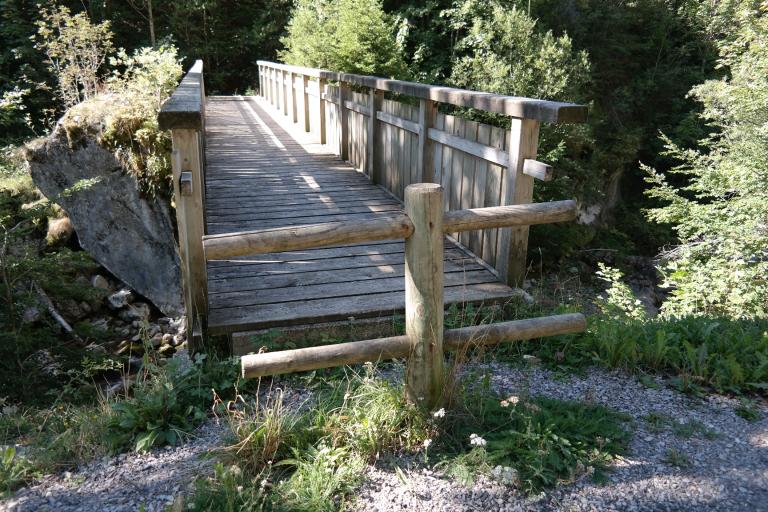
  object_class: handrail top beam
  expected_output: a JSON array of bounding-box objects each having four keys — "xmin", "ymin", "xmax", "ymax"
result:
[
  {"xmin": 257, "ymin": 60, "xmax": 587, "ymax": 124},
  {"xmin": 159, "ymin": 60, "xmax": 204, "ymax": 130}
]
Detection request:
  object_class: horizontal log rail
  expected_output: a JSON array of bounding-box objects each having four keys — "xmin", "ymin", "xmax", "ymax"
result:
[
  {"xmin": 242, "ymin": 313, "xmax": 586, "ymax": 378},
  {"xmin": 203, "ymin": 200, "xmax": 577, "ymax": 260},
  {"xmin": 232, "ymin": 184, "xmax": 586, "ymax": 410}
]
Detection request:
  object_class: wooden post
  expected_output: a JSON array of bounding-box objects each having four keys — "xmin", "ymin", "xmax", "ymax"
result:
[
  {"xmin": 318, "ymin": 77, "xmax": 327, "ymax": 144},
  {"xmin": 417, "ymin": 99, "xmax": 437, "ymax": 183},
  {"xmin": 289, "ymin": 72, "xmax": 298, "ymax": 123},
  {"xmin": 170, "ymin": 129, "xmax": 208, "ymax": 351},
  {"xmin": 338, "ymin": 82, "xmax": 350, "ymax": 160},
  {"xmin": 367, "ymin": 88, "xmax": 383, "ymax": 182},
  {"xmin": 281, "ymin": 70, "xmax": 288, "ymax": 116},
  {"xmin": 302, "ymin": 74, "xmax": 310, "ymax": 132},
  {"xmin": 269, "ymin": 68, "xmax": 275, "ymax": 106},
  {"xmin": 404, "ymin": 183, "xmax": 444, "ymax": 411},
  {"xmin": 498, "ymin": 118, "xmax": 540, "ymax": 286}
]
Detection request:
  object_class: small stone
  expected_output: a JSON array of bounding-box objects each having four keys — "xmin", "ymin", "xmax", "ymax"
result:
[
  {"xmin": 119, "ymin": 302, "xmax": 150, "ymax": 321},
  {"xmin": 108, "ymin": 289, "xmax": 133, "ymax": 309},
  {"xmin": 91, "ymin": 274, "xmax": 111, "ymax": 291},
  {"xmin": 21, "ymin": 306, "xmax": 42, "ymax": 324},
  {"xmin": 150, "ymin": 333, "xmax": 164, "ymax": 348},
  {"xmin": 162, "ymin": 333, "xmax": 175, "ymax": 346}
]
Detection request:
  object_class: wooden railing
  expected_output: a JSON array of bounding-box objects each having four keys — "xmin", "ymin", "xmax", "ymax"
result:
[
  {"xmin": 158, "ymin": 60, "xmax": 207, "ymax": 349},
  {"xmin": 257, "ymin": 60, "xmax": 588, "ymax": 285},
  {"xmin": 204, "ymin": 184, "xmax": 586, "ymax": 409}
]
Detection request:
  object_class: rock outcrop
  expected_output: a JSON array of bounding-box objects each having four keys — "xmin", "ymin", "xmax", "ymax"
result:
[{"xmin": 24, "ymin": 115, "xmax": 183, "ymax": 316}]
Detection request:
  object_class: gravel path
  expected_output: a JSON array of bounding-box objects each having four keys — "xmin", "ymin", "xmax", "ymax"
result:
[
  {"xmin": 2, "ymin": 421, "xmax": 226, "ymax": 512},
  {"xmin": 2, "ymin": 364, "xmax": 766, "ymax": 511},
  {"xmin": 355, "ymin": 364, "xmax": 768, "ymax": 512}
]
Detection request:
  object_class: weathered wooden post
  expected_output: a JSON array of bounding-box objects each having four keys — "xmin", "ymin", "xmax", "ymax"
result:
[
  {"xmin": 338, "ymin": 82, "xmax": 350, "ymax": 160},
  {"xmin": 288, "ymin": 72, "xmax": 297, "ymax": 123},
  {"xmin": 158, "ymin": 60, "xmax": 208, "ymax": 351},
  {"xmin": 318, "ymin": 77, "xmax": 327, "ymax": 144},
  {"xmin": 302, "ymin": 74, "xmax": 310, "ymax": 132},
  {"xmin": 499, "ymin": 118, "xmax": 541, "ymax": 286},
  {"xmin": 367, "ymin": 88, "xmax": 383, "ymax": 182},
  {"xmin": 417, "ymin": 99, "xmax": 437, "ymax": 183},
  {"xmin": 404, "ymin": 183, "xmax": 444, "ymax": 410}
]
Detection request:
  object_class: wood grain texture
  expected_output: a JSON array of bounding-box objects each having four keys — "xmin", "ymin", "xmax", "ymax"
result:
[
  {"xmin": 203, "ymin": 97, "xmax": 518, "ymax": 335},
  {"xmin": 159, "ymin": 60, "xmax": 204, "ymax": 130},
  {"xmin": 256, "ymin": 61, "xmax": 588, "ymax": 123},
  {"xmin": 241, "ymin": 313, "xmax": 586, "ymax": 376}
]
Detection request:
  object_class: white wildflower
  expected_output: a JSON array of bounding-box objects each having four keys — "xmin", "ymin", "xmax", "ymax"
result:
[
  {"xmin": 469, "ymin": 433, "xmax": 487, "ymax": 447},
  {"xmin": 432, "ymin": 408, "xmax": 446, "ymax": 418},
  {"xmin": 423, "ymin": 438, "xmax": 432, "ymax": 449}
]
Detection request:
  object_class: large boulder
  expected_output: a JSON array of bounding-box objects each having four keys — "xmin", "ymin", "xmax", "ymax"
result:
[{"xmin": 24, "ymin": 108, "xmax": 183, "ymax": 317}]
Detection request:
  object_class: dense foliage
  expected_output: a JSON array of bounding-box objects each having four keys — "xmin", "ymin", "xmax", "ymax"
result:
[
  {"xmin": 280, "ymin": 0, "xmax": 407, "ymax": 77},
  {"xmin": 644, "ymin": 2, "xmax": 768, "ymax": 318}
]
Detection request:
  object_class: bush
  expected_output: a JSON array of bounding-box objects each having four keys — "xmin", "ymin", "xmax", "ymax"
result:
[
  {"xmin": 62, "ymin": 45, "xmax": 183, "ymax": 199},
  {"xmin": 107, "ymin": 355, "xmax": 240, "ymax": 452},
  {"xmin": 280, "ymin": 0, "xmax": 407, "ymax": 77},
  {"xmin": 643, "ymin": 4, "xmax": 768, "ymax": 318}
]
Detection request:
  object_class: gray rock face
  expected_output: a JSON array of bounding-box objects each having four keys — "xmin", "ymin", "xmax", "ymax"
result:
[{"xmin": 25, "ymin": 121, "xmax": 183, "ymax": 316}]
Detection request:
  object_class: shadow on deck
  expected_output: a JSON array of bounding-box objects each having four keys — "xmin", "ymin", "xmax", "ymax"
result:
[{"xmin": 204, "ymin": 97, "xmax": 516, "ymax": 337}]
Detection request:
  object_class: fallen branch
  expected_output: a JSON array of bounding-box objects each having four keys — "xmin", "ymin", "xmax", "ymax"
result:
[{"xmin": 33, "ymin": 280, "xmax": 83, "ymax": 343}]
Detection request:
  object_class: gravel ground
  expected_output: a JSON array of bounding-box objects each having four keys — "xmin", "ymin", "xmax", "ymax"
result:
[
  {"xmin": 355, "ymin": 364, "xmax": 768, "ymax": 512},
  {"xmin": 2, "ymin": 363, "xmax": 766, "ymax": 512},
  {"xmin": 2, "ymin": 421, "xmax": 226, "ymax": 512}
]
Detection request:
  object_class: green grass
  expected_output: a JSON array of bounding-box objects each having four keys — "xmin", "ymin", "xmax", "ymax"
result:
[
  {"xmin": 663, "ymin": 448, "xmax": 692, "ymax": 468},
  {"xmin": 434, "ymin": 392, "xmax": 631, "ymax": 492},
  {"xmin": 643, "ymin": 412, "xmax": 718, "ymax": 439}
]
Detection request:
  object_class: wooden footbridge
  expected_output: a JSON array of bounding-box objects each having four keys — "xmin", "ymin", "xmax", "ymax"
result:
[{"xmin": 159, "ymin": 61, "xmax": 588, "ymax": 391}]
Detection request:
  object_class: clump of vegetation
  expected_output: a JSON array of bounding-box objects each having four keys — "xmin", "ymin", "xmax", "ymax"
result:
[
  {"xmin": 643, "ymin": 4, "xmax": 768, "ymax": 319},
  {"xmin": 59, "ymin": 44, "xmax": 183, "ymax": 198},
  {"xmin": 107, "ymin": 354, "xmax": 240, "ymax": 452},
  {"xmin": 280, "ymin": 0, "xmax": 407, "ymax": 77},
  {"xmin": 433, "ymin": 387, "xmax": 630, "ymax": 492},
  {"xmin": 34, "ymin": 4, "xmax": 115, "ymax": 108}
]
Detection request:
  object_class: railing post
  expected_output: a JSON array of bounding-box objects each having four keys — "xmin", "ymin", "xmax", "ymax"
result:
[
  {"xmin": 318, "ymin": 77, "xmax": 327, "ymax": 144},
  {"xmin": 289, "ymin": 72, "xmax": 298, "ymax": 123},
  {"xmin": 269, "ymin": 67, "xmax": 275, "ymax": 106},
  {"xmin": 338, "ymin": 82, "xmax": 350, "ymax": 160},
  {"xmin": 498, "ymin": 118, "xmax": 540, "ymax": 286},
  {"xmin": 170, "ymin": 129, "xmax": 208, "ymax": 351},
  {"xmin": 417, "ymin": 99, "xmax": 437, "ymax": 183},
  {"xmin": 367, "ymin": 88, "xmax": 383, "ymax": 182},
  {"xmin": 281, "ymin": 69, "xmax": 289, "ymax": 117},
  {"xmin": 404, "ymin": 183, "xmax": 445, "ymax": 411},
  {"xmin": 302, "ymin": 74, "xmax": 310, "ymax": 132}
]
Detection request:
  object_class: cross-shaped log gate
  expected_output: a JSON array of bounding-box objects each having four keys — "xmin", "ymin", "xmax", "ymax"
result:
[{"xmin": 202, "ymin": 184, "xmax": 586, "ymax": 410}]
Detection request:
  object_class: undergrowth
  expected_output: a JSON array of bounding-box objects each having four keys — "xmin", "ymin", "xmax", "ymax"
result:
[{"xmin": 187, "ymin": 363, "xmax": 631, "ymax": 509}]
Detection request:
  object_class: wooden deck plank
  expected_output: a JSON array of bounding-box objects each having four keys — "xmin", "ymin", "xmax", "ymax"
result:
[{"xmin": 203, "ymin": 96, "xmax": 516, "ymax": 334}]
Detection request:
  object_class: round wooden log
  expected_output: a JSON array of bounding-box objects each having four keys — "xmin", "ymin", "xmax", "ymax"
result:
[
  {"xmin": 442, "ymin": 200, "xmax": 576, "ymax": 234},
  {"xmin": 241, "ymin": 313, "xmax": 587, "ymax": 379},
  {"xmin": 203, "ymin": 213, "xmax": 414, "ymax": 260},
  {"xmin": 404, "ymin": 184, "xmax": 444, "ymax": 409}
]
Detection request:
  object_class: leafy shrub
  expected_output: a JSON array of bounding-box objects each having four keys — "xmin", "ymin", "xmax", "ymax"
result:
[
  {"xmin": 34, "ymin": 5, "xmax": 114, "ymax": 108},
  {"xmin": 435, "ymin": 390, "xmax": 629, "ymax": 493},
  {"xmin": 0, "ymin": 446, "xmax": 37, "ymax": 495},
  {"xmin": 62, "ymin": 45, "xmax": 183, "ymax": 199},
  {"xmin": 643, "ymin": 5, "xmax": 768, "ymax": 318},
  {"xmin": 107, "ymin": 355, "xmax": 240, "ymax": 452},
  {"xmin": 280, "ymin": 0, "xmax": 406, "ymax": 77}
]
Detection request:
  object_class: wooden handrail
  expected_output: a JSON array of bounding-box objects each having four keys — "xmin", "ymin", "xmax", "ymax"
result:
[
  {"xmin": 159, "ymin": 60, "xmax": 208, "ymax": 351},
  {"xmin": 202, "ymin": 199, "xmax": 577, "ymax": 260},
  {"xmin": 257, "ymin": 60, "xmax": 587, "ymax": 124},
  {"xmin": 159, "ymin": 60, "xmax": 205, "ymax": 130},
  {"xmin": 242, "ymin": 313, "xmax": 586, "ymax": 378}
]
